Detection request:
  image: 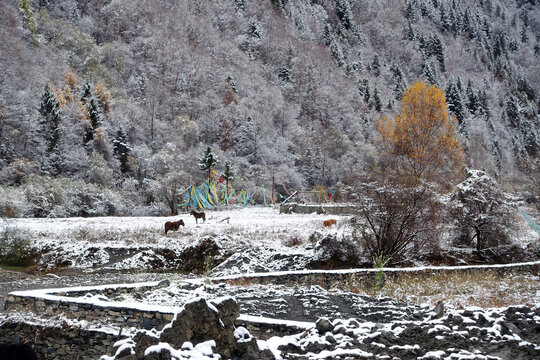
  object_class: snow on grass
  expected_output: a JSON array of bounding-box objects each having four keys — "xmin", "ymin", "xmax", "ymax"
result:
[{"xmin": 0, "ymin": 207, "xmax": 353, "ymax": 272}]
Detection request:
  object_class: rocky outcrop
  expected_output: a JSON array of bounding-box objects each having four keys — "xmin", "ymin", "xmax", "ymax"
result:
[
  {"xmin": 111, "ymin": 297, "xmax": 275, "ymax": 360},
  {"xmin": 276, "ymin": 305, "xmax": 540, "ymax": 360}
]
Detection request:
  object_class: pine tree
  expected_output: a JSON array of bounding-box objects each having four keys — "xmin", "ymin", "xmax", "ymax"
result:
[
  {"xmin": 334, "ymin": 0, "xmax": 354, "ymax": 30},
  {"xmin": 478, "ymin": 88, "xmax": 491, "ymax": 118},
  {"xmin": 329, "ymin": 38, "xmax": 345, "ymax": 66},
  {"xmin": 430, "ymin": 34, "xmax": 445, "ymax": 72},
  {"xmin": 358, "ymin": 79, "xmax": 370, "ymax": 103},
  {"xmin": 405, "ymin": 0, "xmax": 416, "ymax": 22},
  {"xmin": 466, "ymin": 80, "xmax": 479, "ymax": 114},
  {"xmin": 87, "ymin": 96, "xmax": 103, "ymax": 130},
  {"xmin": 456, "ymin": 77, "xmax": 463, "ymax": 93},
  {"xmin": 249, "ymin": 18, "xmax": 262, "ymax": 38},
  {"xmin": 39, "ymin": 84, "xmax": 61, "ymax": 154},
  {"xmin": 80, "ymin": 80, "xmax": 93, "ymax": 104},
  {"xmin": 113, "ymin": 127, "xmax": 130, "ymax": 174},
  {"xmin": 446, "ymin": 80, "xmax": 464, "ymax": 124},
  {"xmin": 323, "ymin": 23, "xmax": 333, "ymax": 46},
  {"xmin": 234, "ymin": 0, "xmax": 245, "ymax": 12},
  {"xmin": 373, "ymin": 87, "xmax": 382, "ymax": 112},
  {"xmin": 221, "ymin": 160, "xmax": 235, "ymax": 197},
  {"xmin": 371, "ymin": 54, "xmax": 381, "ymax": 77},
  {"xmin": 137, "ymin": 73, "xmax": 147, "ymax": 104},
  {"xmin": 421, "ymin": 61, "xmax": 437, "ymax": 85},
  {"xmin": 198, "ymin": 146, "xmax": 219, "ymax": 181},
  {"xmin": 521, "ymin": 24, "xmax": 529, "ymax": 44},
  {"xmin": 226, "ymin": 75, "xmax": 237, "ymax": 93},
  {"xmin": 505, "ymin": 94, "xmax": 520, "ymax": 128},
  {"xmin": 440, "ymin": 5, "xmax": 450, "ymax": 32},
  {"xmin": 390, "ymin": 63, "xmax": 406, "ymax": 100},
  {"xmin": 405, "ymin": 20, "xmax": 415, "ymax": 41},
  {"xmin": 418, "ymin": 34, "xmax": 430, "ymax": 58}
]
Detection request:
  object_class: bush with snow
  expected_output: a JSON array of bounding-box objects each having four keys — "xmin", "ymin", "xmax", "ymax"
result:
[{"xmin": 449, "ymin": 169, "xmax": 517, "ymax": 251}]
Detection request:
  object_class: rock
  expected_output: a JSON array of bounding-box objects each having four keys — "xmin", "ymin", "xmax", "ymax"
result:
[
  {"xmin": 211, "ymin": 297, "xmax": 240, "ymax": 329},
  {"xmin": 131, "ymin": 331, "xmax": 160, "ymax": 359},
  {"xmin": 315, "ymin": 317, "xmax": 333, "ymax": 334},
  {"xmin": 160, "ymin": 298, "xmax": 237, "ymax": 358},
  {"xmin": 157, "ymin": 280, "xmax": 170, "ymax": 288},
  {"xmin": 431, "ymin": 300, "xmax": 444, "ymax": 319}
]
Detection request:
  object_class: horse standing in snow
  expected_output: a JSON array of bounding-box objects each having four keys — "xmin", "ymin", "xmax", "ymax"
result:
[
  {"xmin": 190, "ymin": 210, "xmax": 206, "ymax": 223},
  {"xmin": 323, "ymin": 219, "xmax": 337, "ymax": 227},
  {"xmin": 165, "ymin": 219, "xmax": 185, "ymax": 234}
]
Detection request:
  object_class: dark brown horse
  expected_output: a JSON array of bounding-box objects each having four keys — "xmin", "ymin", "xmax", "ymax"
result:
[
  {"xmin": 190, "ymin": 210, "xmax": 206, "ymax": 223},
  {"xmin": 165, "ymin": 219, "xmax": 185, "ymax": 234}
]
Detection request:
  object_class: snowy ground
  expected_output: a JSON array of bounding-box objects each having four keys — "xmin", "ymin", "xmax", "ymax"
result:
[
  {"xmin": 1, "ymin": 207, "xmax": 353, "ymax": 273},
  {"xmin": 1, "ymin": 207, "xmax": 539, "ymax": 359}
]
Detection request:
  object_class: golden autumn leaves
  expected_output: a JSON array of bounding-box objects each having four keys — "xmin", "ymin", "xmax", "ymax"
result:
[{"xmin": 377, "ymin": 81, "xmax": 464, "ymax": 185}]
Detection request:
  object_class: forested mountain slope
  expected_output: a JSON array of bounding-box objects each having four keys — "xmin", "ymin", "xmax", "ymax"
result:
[{"xmin": 0, "ymin": 0, "xmax": 538, "ymax": 216}]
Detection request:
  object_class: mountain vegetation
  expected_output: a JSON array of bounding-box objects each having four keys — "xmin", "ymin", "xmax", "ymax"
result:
[{"xmin": 0, "ymin": 0, "xmax": 538, "ymax": 216}]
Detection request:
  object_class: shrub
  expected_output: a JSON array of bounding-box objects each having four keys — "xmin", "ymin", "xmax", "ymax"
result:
[
  {"xmin": 353, "ymin": 180, "xmax": 441, "ymax": 265},
  {"xmin": 312, "ymin": 234, "xmax": 361, "ymax": 269},
  {"xmin": 449, "ymin": 169, "xmax": 516, "ymax": 251},
  {"xmin": 0, "ymin": 226, "xmax": 38, "ymax": 266}
]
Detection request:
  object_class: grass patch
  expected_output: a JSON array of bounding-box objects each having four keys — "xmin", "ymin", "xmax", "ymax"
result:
[{"xmin": 361, "ymin": 269, "xmax": 540, "ymax": 308}]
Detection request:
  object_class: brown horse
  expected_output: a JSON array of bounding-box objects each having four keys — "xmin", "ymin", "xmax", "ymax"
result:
[
  {"xmin": 323, "ymin": 219, "xmax": 337, "ymax": 227},
  {"xmin": 190, "ymin": 210, "xmax": 206, "ymax": 223},
  {"xmin": 165, "ymin": 219, "xmax": 185, "ymax": 234}
]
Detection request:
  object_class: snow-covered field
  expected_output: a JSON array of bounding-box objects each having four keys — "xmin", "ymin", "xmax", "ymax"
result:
[{"xmin": 1, "ymin": 207, "xmax": 354, "ymax": 274}]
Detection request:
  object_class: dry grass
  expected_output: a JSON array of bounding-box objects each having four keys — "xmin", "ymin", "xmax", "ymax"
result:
[{"xmin": 361, "ymin": 270, "xmax": 540, "ymax": 309}]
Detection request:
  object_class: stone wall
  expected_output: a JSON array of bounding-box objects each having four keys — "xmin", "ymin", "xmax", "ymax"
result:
[
  {"xmin": 279, "ymin": 203, "xmax": 358, "ymax": 215},
  {"xmin": 0, "ymin": 320, "xmax": 122, "ymax": 360},
  {"xmin": 1, "ymin": 282, "xmax": 308, "ymax": 359},
  {"xmin": 218, "ymin": 261, "xmax": 540, "ymax": 290},
  {"xmin": 4, "ymin": 294, "xmax": 175, "ymax": 331}
]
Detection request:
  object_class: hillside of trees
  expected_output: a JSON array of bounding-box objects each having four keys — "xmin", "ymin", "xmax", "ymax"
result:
[{"xmin": 0, "ymin": 0, "xmax": 538, "ymax": 217}]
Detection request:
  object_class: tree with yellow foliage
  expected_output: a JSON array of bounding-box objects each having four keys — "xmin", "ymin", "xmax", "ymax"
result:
[
  {"xmin": 355, "ymin": 81, "xmax": 465, "ymax": 265},
  {"xmin": 377, "ymin": 81, "xmax": 464, "ymax": 185}
]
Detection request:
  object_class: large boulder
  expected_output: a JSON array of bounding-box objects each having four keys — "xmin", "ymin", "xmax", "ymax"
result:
[
  {"xmin": 160, "ymin": 297, "xmax": 239, "ymax": 358},
  {"xmin": 112, "ymin": 297, "xmax": 274, "ymax": 360}
]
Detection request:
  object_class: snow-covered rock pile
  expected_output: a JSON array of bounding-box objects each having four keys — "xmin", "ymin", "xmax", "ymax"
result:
[
  {"xmin": 268, "ymin": 305, "xmax": 540, "ymax": 359},
  {"xmin": 103, "ymin": 297, "xmax": 275, "ymax": 360}
]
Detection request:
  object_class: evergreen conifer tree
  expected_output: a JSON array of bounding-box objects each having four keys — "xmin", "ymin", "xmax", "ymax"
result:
[
  {"xmin": 87, "ymin": 96, "xmax": 103, "ymax": 130},
  {"xmin": 422, "ymin": 61, "xmax": 437, "ymax": 85},
  {"xmin": 391, "ymin": 63, "xmax": 406, "ymax": 100},
  {"xmin": 113, "ymin": 127, "xmax": 130, "ymax": 174},
  {"xmin": 39, "ymin": 84, "xmax": 61, "ymax": 154},
  {"xmin": 198, "ymin": 146, "xmax": 219, "ymax": 181},
  {"xmin": 478, "ymin": 89, "xmax": 491, "ymax": 118},
  {"xmin": 358, "ymin": 79, "xmax": 370, "ymax": 103},
  {"xmin": 440, "ymin": 5, "xmax": 450, "ymax": 32},
  {"xmin": 81, "ymin": 80, "xmax": 93, "ymax": 103},
  {"xmin": 430, "ymin": 34, "xmax": 446, "ymax": 72},
  {"xmin": 466, "ymin": 80, "xmax": 479, "ymax": 114},
  {"xmin": 405, "ymin": 20, "xmax": 415, "ymax": 41},
  {"xmin": 371, "ymin": 54, "xmax": 381, "ymax": 77},
  {"xmin": 334, "ymin": 0, "xmax": 354, "ymax": 30},
  {"xmin": 373, "ymin": 87, "xmax": 382, "ymax": 112},
  {"xmin": 221, "ymin": 160, "xmax": 235, "ymax": 197},
  {"xmin": 446, "ymin": 80, "xmax": 464, "ymax": 124}
]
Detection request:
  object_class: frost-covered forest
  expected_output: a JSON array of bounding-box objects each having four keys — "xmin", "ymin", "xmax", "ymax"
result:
[{"xmin": 0, "ymin": 0, "xmax": 539, "ymax": 217}]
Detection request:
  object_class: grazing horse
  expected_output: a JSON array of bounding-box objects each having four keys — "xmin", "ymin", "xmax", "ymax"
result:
[
  {"xmin": 165, "ymin": 219, "xmax": 185, "ymax": 234},
  {"xmin": 190, "ymin": 210, "xmax": 206, "ymax": 223},
  {"xmin": 323, "ymin": 219, "xmax": 337, "ymax": 227}
]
